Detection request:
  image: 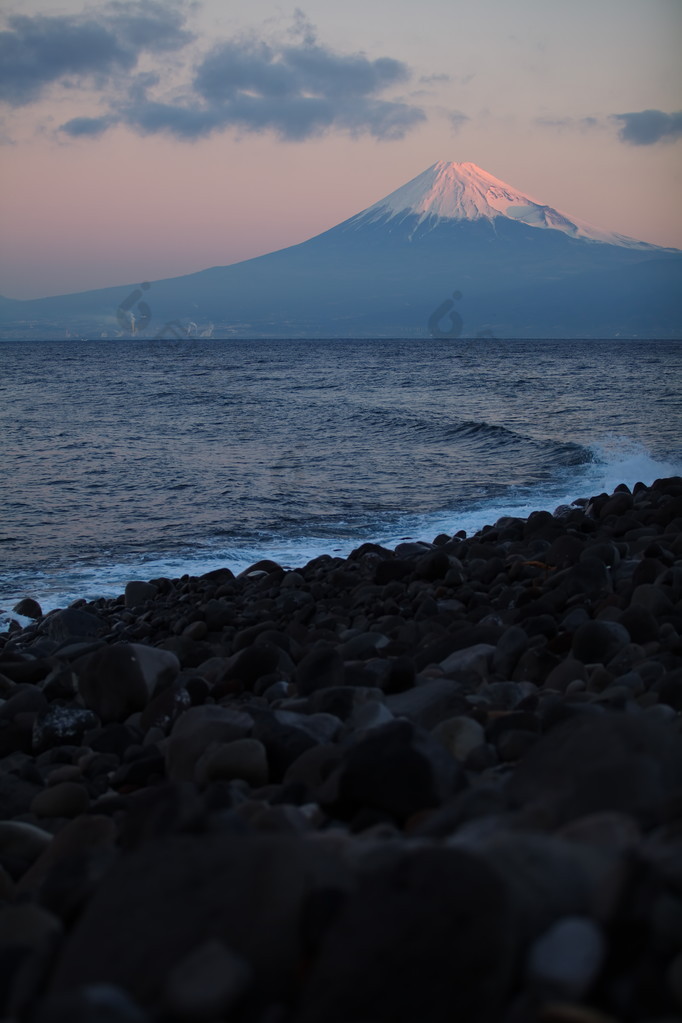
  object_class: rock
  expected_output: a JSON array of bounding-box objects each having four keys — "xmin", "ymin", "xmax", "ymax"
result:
[
  {"xmin": 492, "ymin": 626, "xmax": 528, "ymax": 677},
  {"xmin": 13, "ymin": 598, "xmax": 42, "ymax": 620},
  {"xmin": 194, "ymin": 739, "xmax": 269, "ymax": 789},
  {"xmin": 572, "ymin": 621, "xmax": 630, "ymax": 664},
  {"xmin": 31, "ymin": 782, "xmax": 90, "ymax": 818},
  {"xmin": 527, "ymin": 916, "xmax": 605, "ymax": 1000},
  {"xmin": 44, "ymin": 608, "xmax": 103, "ymax": 642},
  {"xmin": 296, "ymin": 646, "xmax": 344, "ymax": 695},
  {"xmin": 162, "ymin": 939, "xmax": 253, "ymax": 1020},
  {"xmin": 414, "ymin": 550, "xmax": 451, "ymax": 581},
  {"xmin": 124, "ymin": 581, "xmax": 158, "ymax": 609},
  {"xmin": 385, "ymin": 679, "xmax": 469, "ymax": 730},
  {"xmin": 75, "ymin": 644, "xmax": 179, "ymax": 722},
  {"xmin": 668, "ymin": 950, "xmax": 682, "ymax": 1010},
  {"xmin": 297, "ymin": 847, "xmax": 515, "ymax": 1023},
  {"xmin": 31, "ymin": 984, "xmax": 149, "ymax": 1023},
  {"xmin": 250, "ymin": 714, "xmax": 322, "ymax": 780},
  {"xmin": 0, "ymin": 771, "xmax": 43, "ymax": 822},
  {"xmin": 225, "ymin": 643, "xmax": 283, "ymax": 688},
  {"xmin": 431, "ymin": 715, "xmax": 485, "ymax": 761},
  {"xmin": 439, "ymin": 643, "xmax": 496, "ymax": 679},
  {"xmin": 475, "ymin": 834, "xmax": 603, "ymax": 942},
  {"xmin": 618, "ymin": 605, "xmax": 660, "ymax": 644},
  {"xmin": 508, "ymin": 713, "xmax": 682, "ymax": 827},
  {"xmin": 139, "ymin": 682, "xmax": 192, "ymax": 733},
  {"xmin": 339, "ymin": 631, "xmax": 389, "ymax": 660},
  {"xmin": 33, "ymin": 706, "xmax": 100, "ymax": 754},
  {"xmin": 330, "ymin": 719, "xmax": 464, "ymax": 822},
  {"xmin": 47, "ymin": 834, "xmax": 349, "ymax": 1010},
  {"xmin": 629, "ymin": 583, "xmax": 675, "ymax": 615},
  {"xmin": 0, "ymin": 902, "xmax": 62, "ymax": 948},
  {"xmin": 307, "ymin": 685, "xmax": 385, "ymax": 719},
  {"xmin": 0, "ymin": 821, "xmax": 52, "ymax": 877},
  {"xmin": 477, "ymin": 681, "xmax": 530, "ymax": 709},
  {"xmin": 544, "ymin": 659, "xmax": 588, "ymax": 692},
  {"xmin": 165, "ymin": 706, "xmax": 254, "ymax": 782}
]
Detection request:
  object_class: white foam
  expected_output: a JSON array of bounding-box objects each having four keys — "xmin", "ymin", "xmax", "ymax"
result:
[{"xmin": 1, "ymin": 439, "xmax": 679, "ymax": 627}]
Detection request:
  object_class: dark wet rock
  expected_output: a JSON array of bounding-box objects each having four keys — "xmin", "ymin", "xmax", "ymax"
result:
[
  {"xmin": 618, "ymin": 604, "xmax": 660, "ymax": 644},
  {"xmin": 439, "ymin": 642, "xmax": 495, "ymax": 679},
  {"xmin": 251, "ymin": 714, "xmax": 322, "ymax": 781},
  {"xmin": 526, "ymin": 915, "xmax": 605, "ymax": 1000},
  {"xmin": 492, "ymin": 626, "xmax": 528, "ymax": 677},
  {"xmin": 194, "ymin": 738, "xmax": 269, "ymax": 789},
  {"xmin": 0, "ymin": 656, "xmax": 53, "ymax": 685},
  {"xmin": 162, "ymin": 939, "xmax": 253, "ymax": 1020},
  {"xmin": 48, "ymin": 835, "xmax": 349, "ymax": 1010},
  {"xmin": 295, "ymin": 646, "xmax": 344, "ymax": 696},
  {"xmin": 165, "ymin": 706, "xmax": 254, "ymax": 783},
  {"xmin": 374, "ymin": 558, "xmax": 415, "ymax": 584},
  {"xmin": 543, "ymin": 658, "xmax": 588, "ymax": 692},
  {"xmin": 2, "ymin": 478, "xmax": 681, "ymax": 1023},
  {"xmin": 75, "ymin": 644, "xmax": 179, "ymax": 723},
  {"xmin": 329, "ymin": 719, "xmax": 464, "ymax": 822},
  {"xmin": 33, "ymin": 706, "xmax": 100, "ymax": 754},
  {"xmin": 44, "ymin": 608, "xmax": 103, "ymax": 642},
  {"xmin": 297, "ymin": 847, "xmax": 514, "ymax": 1023},
  {"xmin": 30, "ymin": 984, "xmax": 149, "ymax": 1023},
  {"xmin": 139, "ymin": 681, "xmax": 191, "ymax": 734},
  {"xmin": 385, "ymin": 679, "xmax": 469, "ymax": 729},
  {"xmin": 508, "ymin": 713, "xmax": 682, "ymax": 827},
  {"xmin": 31, "ymin": 781, "xmax": 90, "ymax": 818},
  {"xmin": 306, "ymin": 685, "xmax": 385, "ymax": 720},
  {"xmin": 0, "ymin": 771, "xmax": 43, "ymax": 821},
  {"xmin": 226, "ymin": 642, "xmax": 285, "ymax": 689},
  {"xmin": 656, "ymin": 668, "xmax": 682, "ymax": 710},
  {"xmin": 414, "ymin": 549, "xmax": 451, "ymax": 581},
  {"xmin": 572, "ymin": 620, "xmax": 630, "ymax": 664},
  {"xmin": 0, "ymin": 820, "xmax": 52, "ymax": 880},
  {"xmin": 13, "ymin": 598, "xmax": 43, "ymax": 620},
  {"xmin": 431, "ymin": 715, "xmax": 485, "ymax": 761},
  {"xmin": 124, "ymin": 581, "xmax": 158, "ymax": 609},
  {"xmin": 630, "ymin": 582, "xmax": 676, "ymax": 616}
]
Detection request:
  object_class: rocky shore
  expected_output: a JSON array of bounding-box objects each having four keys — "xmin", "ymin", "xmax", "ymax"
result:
[{"xmin": 1, "ymin": 478, "xmax": 681, "ymax": 1023}]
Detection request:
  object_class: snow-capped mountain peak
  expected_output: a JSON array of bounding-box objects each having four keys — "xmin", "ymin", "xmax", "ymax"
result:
[{"xmin": 356, "ymin": 160, "xmax": 650, "ymax": 248}]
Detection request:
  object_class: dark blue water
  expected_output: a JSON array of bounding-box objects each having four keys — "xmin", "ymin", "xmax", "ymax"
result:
[{"xmin": 1, "ymin": 338, "xmax": 681, "ymax": 621}]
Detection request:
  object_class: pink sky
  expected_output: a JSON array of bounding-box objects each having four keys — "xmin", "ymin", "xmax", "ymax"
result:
[{"xmin": 1, "ymin": 0, "xmax": 681, "ymax": 299}]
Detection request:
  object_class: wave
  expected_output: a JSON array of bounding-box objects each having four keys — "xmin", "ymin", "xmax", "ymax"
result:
[
  {"xmin": 351, "ymin": 406, "xmax": 592, "ymax": 464},
  {"xmin": 2, "ymin": 437, "xmax": 678, "ymax": 629}
]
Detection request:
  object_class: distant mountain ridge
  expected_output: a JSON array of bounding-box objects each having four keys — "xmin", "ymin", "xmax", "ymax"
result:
[{"xmin": 2, "ymin": 161, "xmax": 680, "ymax": 339}]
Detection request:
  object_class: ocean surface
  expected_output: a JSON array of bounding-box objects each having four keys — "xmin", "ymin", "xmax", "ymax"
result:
[{"xmin": 1, "ymin": 338, "xmax": 681, "ymax": 626}]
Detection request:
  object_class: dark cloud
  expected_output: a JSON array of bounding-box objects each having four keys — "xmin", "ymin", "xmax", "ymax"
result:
[
  {"xmin": 612, "ymin": 109, "xmax": 682, "ymax": 145},
  {"xmin": 119, "ymin": 91, "xmax": 423, "ymax": 143},
  {"xmin": 0, "ymin": 2, "xmax": 192, "ymax": 107},
  {"xmin": 105, "ymin": 1, "xmax": 193, "ymax": 53},
  {"xmin": 2, "ymin": 4, "xmax": 424, "ymax": 144},
  {"xmin": 448, "ymin": 110, "xmax": 470, "ymax": 132},
  {"xmin": 61, "ymin": 115, "xmax": 116, "ymax": 137},
  {"xmin": 113, "ymin": 33, "xmax": 424, "ymax": 142},
  {"xmin": 194, "ymin": 39, "xmax": 410, "ymax": 103},
  {"xmin": 420, "ymin": 73, "xmax": 450, "ymax": 85},
  {"xmin": 0, "ymin": 13, "xmax": 133, "ymax": 105}
]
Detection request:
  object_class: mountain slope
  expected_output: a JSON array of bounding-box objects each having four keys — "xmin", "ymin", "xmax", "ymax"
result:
[{"xmin": 2, "ymin": 162, "xmax": 680, "ymax": 339}]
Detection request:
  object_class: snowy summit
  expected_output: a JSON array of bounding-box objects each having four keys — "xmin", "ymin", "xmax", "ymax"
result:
[{"xmin": 356, "ymin": 160, "xmax": 649, "ymax": 248}]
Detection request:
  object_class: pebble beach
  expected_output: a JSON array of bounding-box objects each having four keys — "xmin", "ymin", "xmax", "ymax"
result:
[{"xmin": 1, "ymin": 476, "xmax": 682, "ymax": 1023}]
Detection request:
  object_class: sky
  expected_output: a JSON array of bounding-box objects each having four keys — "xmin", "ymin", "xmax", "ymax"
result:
[{"xmin": 1, "ymin": 0, "xmax": 681, "ymax": 300}]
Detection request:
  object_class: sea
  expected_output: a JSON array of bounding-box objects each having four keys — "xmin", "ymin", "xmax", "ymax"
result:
[{"xmin": 1, "ymin": 338, "xmax": 681, "ymax": 629}]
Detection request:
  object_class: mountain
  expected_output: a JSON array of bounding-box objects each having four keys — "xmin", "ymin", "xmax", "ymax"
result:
[{"xmin": 2, "ymin": 161, "xmax": 680, "ymax": 339}]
